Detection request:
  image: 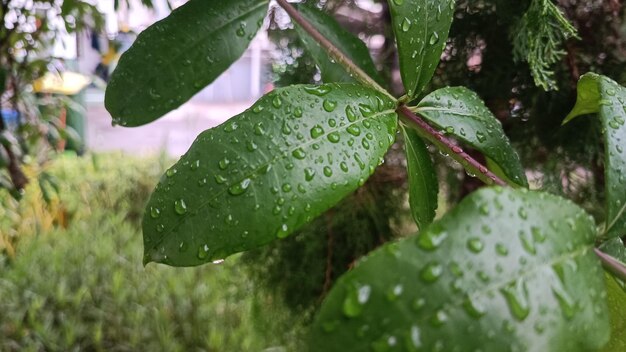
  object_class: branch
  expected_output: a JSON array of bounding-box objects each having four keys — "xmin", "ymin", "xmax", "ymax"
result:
[
  {"xmin": 594, "ymin": 248, "xmax": 626, "ymax": 283},
  {"xmin": 398, "ymin": 106, "xmax": 508, "ymax": 187},
  {"xmin": 275, "ymin": 0, "xmax": 394, "ymax": 100}
]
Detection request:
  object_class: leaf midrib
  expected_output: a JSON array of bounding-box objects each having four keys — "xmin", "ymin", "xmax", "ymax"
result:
[{"xmin": 150, "ymin": 105, "xmax": 397, "ymax": 248}]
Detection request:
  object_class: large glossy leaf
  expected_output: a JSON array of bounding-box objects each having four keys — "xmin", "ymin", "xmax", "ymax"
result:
[
  {"xmin": 389, "ymin": 0, "xmax": 455, "ymax": 98},
  {"xmin": 105, "ymin": 0, "xmax": 269, "ymax": 127},
  {"xmin": 400, "ymin": 123, "xmax": 438, "ymax": 229},
  {"xmin": 143, "ymin": 84, "xmax": 398, "ymax": 266},
  {"xmin": 601, "ymin": 275, "xmax": 626, "ymax": 352},
  {"xmin": 564, "ymin": 73, "xmax": 626, "ymax": 238},
  {"xmin": 311, "ymin": 187, "xmax": 609, "ymax": 351},
  {"xmin": 294, "ymin": 5, "xmax": 383, "ymax": 85},
  {"xmin": 415, "ymin": 86, "xmax": 528, "ymax": 187}
]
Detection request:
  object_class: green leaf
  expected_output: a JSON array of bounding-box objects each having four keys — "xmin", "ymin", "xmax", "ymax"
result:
[
  {"xmin": 415, "ymin": 86, "xmax": 528, "ymax": 187},
  {"xmin": 400, "ymin": 124, "xmax": 438, "ymax": 229},
  {"xmin": 143, "ymin": 83, "xmax": 398, "ymax": 266},
  {"xmin": 105, "ymin": 0, "xmax": 269, "ymax": 127},
  {"xmin": 311, "ymin": 187, "xmax": 609, "ymax": 351},
  {"xmin": 600, "ymin": 238, "xmax": 626, "ymax": 291},
  {"xmin": 389, "ymin": 0, "xmax": 455, "ymax": 98},
  {"xmin": 295, "ymin": 5, "xmax": 383, "ymax": 85},
  {"xmin": 564, "ymin": 73, "xmax": 626, "ymax": 238},
  {"xmin": 601, "ymin": 274, "xmax": 626, "ymax": 352}
]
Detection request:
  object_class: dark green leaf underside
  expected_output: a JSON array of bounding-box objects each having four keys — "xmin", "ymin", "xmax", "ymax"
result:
[
  {"xmin": 401, "ymin": 124, "xmax": 438, "ymax": 230},
  {"xmin": 564, "ymin": 73, "xmax": 626, "ymax": 238},
  {"xmin": 295, "ymin": 5, "xmax": 383, "ymax": 85},
  {"xmin": 143, "ymin": 83, "xmax": 398, "ymax": 266},
  {"xmin": 415, "ymin": 86, "xmax": 528, "ymax": 187},
  {"xmin": 311, "ymin": 187, "xmax": 608, "ymax": 351},
  {"xmin": 105, "ymin": 0, "xmax": 268, "ymax": 126},
  {"xmin": 389, "ymin": 0, "xmax": 455, "ymax": 98}
]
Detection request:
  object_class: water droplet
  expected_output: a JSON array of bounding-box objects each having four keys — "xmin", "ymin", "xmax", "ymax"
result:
[
  {"xmin": 166, "ymin": 168, "xmax": 177, "ymax": 177},
  {"xmin": 292, "ymin": 148, "xmax": 307, "ymax": 160},
  {"xmin": 343, "ymin": 285, "xmax": 371, "ymax": 318},
  {"xmin": 276, "ymin": 223, "xmax": 289, "ymax": 238},
  {"xmin": 224, "ymin": 121, "xmax": 238, "ymax": 132},
  {"xmin": 552, "ymin": 283, "xmax": 577, "ymax": 319},
  {"xmin": 467, "ymin": 238, "xmax": 484, "ymax": 253},
  {"xmin": 328, "ymin": 132, "xmax": 340, "ymax": 143},
  {"xmin": 501, "ymin": 279, "xmax": 530, "ymax": 321},
  {"xmin": 304, "ymin": 85, "xmax": 332, "ymax": 96},
  {"xmin": 150, "ymin": 206, "xmax": 161, "ymax": 219},
  {"xmin": 323, "ymin": 166, "xmax": 333, "ymax": 177},
  {"xmin": 519, "ymin": 231, "xmax": 537, "ymax": 255},
  {"xmin": 476, "ymin": 131, "xmax": 487, "ymax": 143},
  {"xmin": 197, "ymin": 244, "xmax": 209, "ymax": 259},
  {"xmin": 346, "ymin": 105, "xmax": 358, "ymax": 122},
  {"xmin": 420, "ymin": 262, "xmax": 443, "ymax": 283},
  {"xmin": 417, "ymin": 225, "xmax": 448, "ymax": 250},
  {"xmin": 228, "ymin": 178, "xmax": 251, "ymax": 195},
  {"xmin": 429, "ymin": 32, "xmax": 440, "ymax": 45},
  {"xmin": 218, "ymin": 158, "xmax": 230, "ymax": 170},
  {"xmin": 310, "ymin": 125, "xmax": 325, "ymax": 138},
  {"xmin": 254, "ymin": 122, "xmax": 265, "ymax": 136},
  {"xmin": 386, "ymin": 284, "xmax": 403, "ymax": 301},
  {"xmin": 347, "ymin": 125, "xmax": 361, "ymax": 136},
  {"xmin": 401, "ymin": 18, "xmax": 412, "ymax": 32},
  {"xmin": 272, "ymin": 95, "xmax": 282, "ymax": 108},
  {"xmin": 174, "ymin": 199, "xmax": 187, "ymax": 215},
  {"xmin": 495, "ymin": 242, "xmax": 509, "ymax": 256},
  {"xmin": 323, "ymin": 99, "xmax": 337, "ymax": 112},
  {"xmin": 214, "ymin": 175, "xmax": 227, "ymax": 184},
  {"xmin": 463, "ymin": 296, "xmax": 486, "ymax": 318},
  {"xmin": 409, "ymin": 325, "xmax": 421, "ymax": 349},
  {"xmin": 431, "ymin": 309, "xmax": 448, "ymax": 327},
  {"xmin": 304, "ymin": 168, "xmax": 316, "ymax": 181},
  {"xmin": 518, "ymin": 207, "xmax": 528, "ymax": 220}
]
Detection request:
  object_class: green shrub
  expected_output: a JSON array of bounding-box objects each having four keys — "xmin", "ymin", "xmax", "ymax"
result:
[{"xmin": 0, "ymin": 153, "xmax": 284, "ymax": 351}]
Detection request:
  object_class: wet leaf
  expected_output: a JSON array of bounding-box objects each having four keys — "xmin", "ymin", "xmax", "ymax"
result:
[
  {"xmin": 601, "ymin": 274, "xmax": 626, "ymax": 352},
  {"xmin": 401, "ymin": 124, "xmax": 438, "ymax": 229},
  {"xmin": 389, "ymin": 0, "xmax": 455, "ymax": 98},
  {"xmin": 294, "ymin": 5, "xmax": 383, "ymax": 85},
  {"xmin": 105, "ymin": 0, "xmax": 269, "ymax": 126},
  {"xmin": 311, "ymin": 187, "xmax": 608, "ymax": 351},
  {"xmin": 415, "ymin": 86, "xmax": 528, "ymax": 187},
  {"xmin": 143, "ymin": 83, "xmax": 397, "ymax": 266},
  {"xmin": 564, "ymin": 73, "xmax": 626, "ymax": 238}
]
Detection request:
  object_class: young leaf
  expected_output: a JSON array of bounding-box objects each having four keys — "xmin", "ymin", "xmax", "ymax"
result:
[
  {"xmin": 414, "ymin": 86, "xmax": 528, "ymax": 187},
  {"xmin": 389, "ymin": 0, "xmax": 455, "ymax": 98},
  {"xmin": 601, "ymin": 275, "xmax": 626, "ymax": 352},
  {"xmin": 105, "ymin": 0, "xmax": 269, "ymax": 127},
  {"xmin": 143, "ymin": 84, "xmax": 398, "ymax": 266},
  {"xmin": 564, "ymin": 73, "xmax": 626, "ymax": 238},
  {"xmin": 400, "ymin": 124, "xmax": 438, "ymax": 229},
  {"xmin": 294, "ymin": 5, "xmax": 383, "ymax": 85},
  {"xmin": 311, "ymin": 187, "xmax": 609, "ymax": 351}
]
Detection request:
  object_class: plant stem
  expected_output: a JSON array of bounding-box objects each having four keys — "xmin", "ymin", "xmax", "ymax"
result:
[
  {"xmin": 398, "ymin": 106, "xmax": 508, "ymax": 187},
  {"xmin": 275, "ymin": 0, "xmax": 394, "ymax": 100},
  {"xmin": 594, "ymin": 248, "xmax": 626, "ymax": 283}
]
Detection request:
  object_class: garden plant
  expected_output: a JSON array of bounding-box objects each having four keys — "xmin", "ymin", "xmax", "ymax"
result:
[{"xmin": 104, "ymin": 0, "xmax": 626, "ymax": 350}]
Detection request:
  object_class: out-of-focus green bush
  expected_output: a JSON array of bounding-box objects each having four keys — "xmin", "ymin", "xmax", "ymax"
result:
[{"xmin": 0, "ymin": 153, "xmax": 284, "ymax": 351}]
